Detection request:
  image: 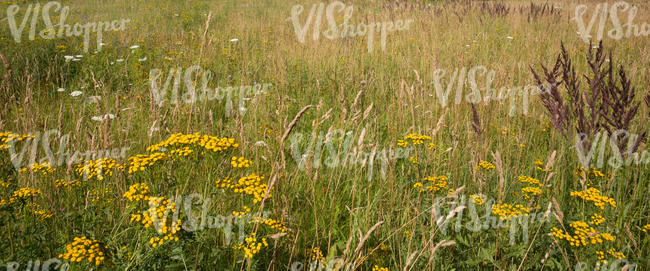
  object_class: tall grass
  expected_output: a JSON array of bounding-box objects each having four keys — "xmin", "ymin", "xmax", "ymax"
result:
[{"xmin": 0, "ymin": 0, "xmax": 648, "ymax": 270}]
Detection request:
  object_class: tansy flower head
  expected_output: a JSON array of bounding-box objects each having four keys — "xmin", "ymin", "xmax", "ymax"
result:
[{"xmin": 476, "ymin": 160, "xmax": 495, "ymax": 171}]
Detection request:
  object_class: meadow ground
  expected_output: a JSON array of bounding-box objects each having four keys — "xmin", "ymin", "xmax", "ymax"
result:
[{"xmin": 0, "ymin": 0, "xmax": 648, "ymax": 270}]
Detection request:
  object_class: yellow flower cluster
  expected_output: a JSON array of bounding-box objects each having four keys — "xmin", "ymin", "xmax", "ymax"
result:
[
  {"xmin": 521, "ymin": 186, "xmax": 543, "ymax": 199},
  {"xmin": 470, "ymin": 194, "xmax": 486, "ymax": 205},
  {"xmin": 31, "ymin": 209, "xmax": 55, "ymax": 220},
  {"xmin": 518, "ymin": 176, "xmax": 542, "ymax": 187},
  {"xmin": 149, "ymin": 231, "xmax": 180, "ymax": 248},
  {"xmin": 169, "ymin": 147, "xmax": 193, "ymax": 158},
  {"xmin": 0, "ymin": 132, "xmax": 34, "ymax": 150},
  {"xmin": 215, "ymin": 177, "xmax": 234, "ymax": 189},
  {"xmin": 414, "ymin": 176, "xmax": 452, "ymax": 193},
  {"xmin": 590, "ymin": 168, "xmax": 604, "ymax": 178},
  {"xmin": 12, "ymin": 187, "xmax": 41, "ymax": 198},
  {"xmin": 145, "ymin": 197, "xmax": 178, "ymax": 231},
  {"xmin": 2, "ymin": 187, "xmax": 41, "ymax": 207},
  {"xmin": 643, "ymin": 224, "xmax": 650, "ymax": 233},
  {"xmin": 570, "ymin": 188, "xmax": 616, "ymax": 210},
  {"xmin": 550, "ymin": 221, "xmax": 615, "ymax": 247},
  {"xmin": 427, "ymin": 142, "xmax": 436, "ymax": 150},
  {"xmin": 596, "ymin": 250, "xmax": 605, "ymax": 260},
  {"xmin": 232, "ymin": 206, "xmax": 251, "ymax": 218},
  {"xmin": 607, "ymin": 248, "xmax": 625, "ymax": 259},
  {"xmin": 18, "ymin": 161, "xmax": 56, "ymax": 175},
  {"xmin": 55, "ymin": 179, "xmax": 81, "ymax": 190},
  {"xmin": 409, "ymin": 156, "xmax": 419, "ymax": 165},
  {"xmin": 398, "ymin": 133, "xmax": 431, "ymax": 147},
  {"xmin": 235, "ymin": 233, "xmax": 268, "ymax": 259},
  {"xmin": 575, "ymin": 166, "xmax": 605, "ymax": 178},
  {"xmin": 372, "ymin": 266, "xmax": 388, "ymax": 271},
  {"xmin": 146, "ymin": 133, "xmax": 239, "ymax": 153},
  {"xmin": 595, "ymin": 260, "xmax": 608, "ymax": 268},
  {"xmin": 58, "ymin": 237, "xmax": 106, "ymax": 266},
  {"xmin": 75, "ymin": 158, "xmax": 119, "ymax": 181},
  {"xmin": 534, "ymin": 160, "xmax": 552, "ymax": 172},
  {"xmin": 124, "ymin": 133, "xmax": 240, "ymax": 175},
  {"xmin": 123, "ymin": 183, "xmax": 150, "ymax": 202},
  {"xmin": 231, "ymin": 156, "xmax": 252, "ymax": 168},
  {"xmin": 127, "ymin": 195, "xmax": 182, "ymax": 247},
  {"xmin": 491, "ymin": 203, "xmax": 530, "ymax": 220},
  {"xmin": 130, "ymin": 196, "xmax": 182, "ymax": 247},
  {"xmin": 308, "ymin": 247, "xmax": 326, "ymax": 263},
  {"xmin": 0, "ymin": 179, "xmax": 10, "ymax": 188},
  {"xmin": 251, "ymin": 217, "xmax": 289, "ymax": 233},
  {"xmin": 476, "ymin": 160, "xmax": 495, "ymax": 170},
  {"xmin": 228, "ymin": 174, "xmax": 270, "ymax": 204},
  {"xmin": 589, "ymin": 213, "xmax": 605, "ymax": 226},
  {"xmin": 24, "ymin": 203, "xmax": 54, "ymax": 220},
  {"xmin": 127, "ymin": 153, "xmax": 167, "ymax": 174}
]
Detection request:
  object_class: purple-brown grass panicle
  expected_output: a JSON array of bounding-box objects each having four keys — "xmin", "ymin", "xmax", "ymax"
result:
[
  {"xmin": 529, "ymin": 44, "xmax": 569, "ymax": 137},
  {"xmin": 470, "ymin": 103, "xmax": 482, "ymax": 140}
]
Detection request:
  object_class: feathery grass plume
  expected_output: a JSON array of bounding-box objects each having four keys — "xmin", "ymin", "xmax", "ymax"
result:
[
  {"xmin": 593, "ymin": 41, "xmax": 644, "ymax": 154},
  {"xmin": 529, "ymin": 44, "xmax": 569, "ymax": 137},
  {"xmin": 470, "ymin": 103, "xmax": 481, "ymax": 140},
  {"xmin": 477, "ymin": 1, "xmax": 510, "ymax": 17},
  {"xmin": 522, "ymin": 2, "xmax": 560, "ymax": 22},
  {"xmin": 531, "ymin": 41, "xmax": 644, "ymax": 153},
  {"xmin": 568, "ymin": 41, "xmax": 604, "ymax": 144}
]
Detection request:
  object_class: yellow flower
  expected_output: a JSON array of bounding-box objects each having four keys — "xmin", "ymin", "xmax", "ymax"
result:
[
  {"xmin": 470, "ymin": 194, "xmax": 485, "ymax": 205},
  {"xmin": 231, "ymin": 156, "xmax": 252, "ymax": 168},
  {"xmin": 401, "ymin": 133, "xmax": 431, "ymax": 146},
  {"xmin": 476, "ymin": 160, "xmax": 495, "ymax": 171},
  {"xmin": 491, "ymin": 203, "xmax": 530, "ymax": 220},
  {"xmin": 123, "ymin": 183, "xmax": 150, "ymax": 202},
  {"xmin": 518, "ymin": 176, "xmax": 542, "ymax": 187},
  {"xmin": 642, "ymin": 224, "xmax": 650, "ymax": 233},
  {"xmin": 570, "ymin": 188, "xmax": 616, "ymax": 210},
  {"xmin": 415, "ymin": 176, "xmax": 450, "ymax": 193},
  {"xmin": 607, "ymin": 248, "xmax": 625, "ymax": 259},
  {"xmin": 589, "ymin": 213, "xmax": 605, "ymax": 226},
  {"xmin": 235, "ymin": 233, "xmax": 268, "ymax": 259},
  {"xmin": 59, "ymin": 237, "xmax": 106, "ymax": 266},
  {"xmin": 307, "ymin": 247, "xmax": 326, "ymax": 265},
  {"xmin": 551, "ymin": 221, "xmax": 615, "ymax": 247},
  {"xmin": 521, "ymin": 186, "xmax": 542, "ymax": 199},
  {"xmin": 409, "ymin": 156, "xmax": 419, "ymax": 164}
]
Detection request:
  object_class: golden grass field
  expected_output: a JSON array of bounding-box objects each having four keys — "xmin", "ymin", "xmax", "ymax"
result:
[{"xmin": 0, "ymin": 0, "xmax": 649, "ymax": 270}]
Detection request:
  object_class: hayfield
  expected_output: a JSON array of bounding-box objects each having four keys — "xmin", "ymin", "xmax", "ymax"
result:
[{"xmin": 0, "ymin": 0, "xmax": 648, "ymax": 270}]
